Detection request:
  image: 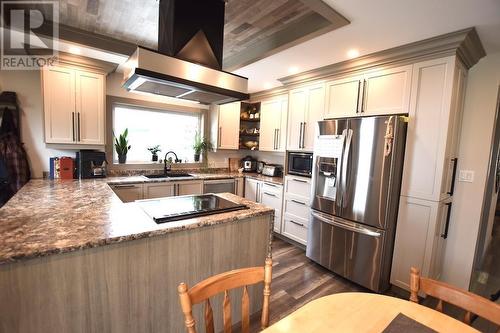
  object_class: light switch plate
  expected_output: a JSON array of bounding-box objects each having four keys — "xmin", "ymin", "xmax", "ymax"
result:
[{"xmin": 459, "ymin": 170, "xmax": 474, "ymax": 183}]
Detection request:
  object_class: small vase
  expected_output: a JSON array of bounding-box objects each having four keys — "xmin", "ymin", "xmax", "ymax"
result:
[
  {"xmin": 152, "ymin": 154, "xmax": 158, "ymax": 162},
  {"xmin": 118, "ymin": 154, "xmax": 127, "ymax": 164},
  {"xmin": 194, "ymin": 153, "xmax": 201, "ymax": 162}
]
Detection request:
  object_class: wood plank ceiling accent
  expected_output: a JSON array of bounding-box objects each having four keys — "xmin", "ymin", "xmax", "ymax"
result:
[{"xmin": 46, "ymin": 0, "xmax": 349, "ymax": 70}]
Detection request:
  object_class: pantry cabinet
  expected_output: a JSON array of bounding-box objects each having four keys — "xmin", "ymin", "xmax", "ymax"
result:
[
  {"xmin": 391, "ymin": 197, "xmax": 452, "ymax": 290},
  {"xmin": 42, "ymin": 65, "xmax": 105, "ymax": 145},
  {"xmin": 287, "ymin": 83, "xmax": 325, "ymax": 150},
  {"xmin": 324, "ymin": 65, "xmax": 412, "ymax": 118},
  {"xmin": 400, "ymin": 57, "xmax": 466, "ymax": 202},
  {"xmin": 259, "ymin": 95, "xmax": 288, "ymax": 152},
  {"xmin": 391, "ymin": 56, "xmax": 467, "ymax": 291},
  {"xmin": 216, "ymin": 102, "xmax": 240, "ymax": 150}
]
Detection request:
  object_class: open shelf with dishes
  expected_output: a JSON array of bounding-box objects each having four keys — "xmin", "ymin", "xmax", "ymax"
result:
[{"xmin": 239, "ymin": 101, "xmax": 261, "ymax": 150}]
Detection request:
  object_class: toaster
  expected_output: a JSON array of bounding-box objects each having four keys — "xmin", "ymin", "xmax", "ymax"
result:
[{"xmin": 262, "ymin": 164, "xmax": 282, "ymax": 177}]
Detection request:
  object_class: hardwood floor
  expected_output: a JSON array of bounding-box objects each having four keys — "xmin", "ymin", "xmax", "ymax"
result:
[{"xmin": 243, "ymin": 237, "xmax": 497, "ymax": 332}]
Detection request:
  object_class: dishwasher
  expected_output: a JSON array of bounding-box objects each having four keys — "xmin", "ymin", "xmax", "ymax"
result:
[{"xmin": 203, "ymin": 178, "xmax": 236, "ymax": 194}]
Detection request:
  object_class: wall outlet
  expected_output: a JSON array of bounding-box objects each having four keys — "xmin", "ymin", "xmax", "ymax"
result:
[{"xmin": 458, "ymin": 170, "xmax": 474, "ymax": 183}]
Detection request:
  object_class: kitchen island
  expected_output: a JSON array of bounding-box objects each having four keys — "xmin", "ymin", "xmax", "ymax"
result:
[{"xmin": 0, "ymin": 178, "xmax": 274, "ymax": 333}]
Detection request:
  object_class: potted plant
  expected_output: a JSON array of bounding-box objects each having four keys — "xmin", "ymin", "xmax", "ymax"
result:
[
  {"xmin": 193, "ymin": 132, "xmax": 213, "ymax": 162},
  {"xmin": 114, "ymin": 128, "xmax": 131, "ymax": 164},
  {"xmin": 147, "ymin": 145, "xmax": 161, "ymax": 162}
]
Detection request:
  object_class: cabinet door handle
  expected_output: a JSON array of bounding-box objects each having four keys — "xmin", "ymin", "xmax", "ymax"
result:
[
  {"xmin": 218, "ymin": 127, "xmax": 222, "ymax": 148},
  {"xmin": 77, "ymin": 112, "xmax": 81, "ymax": 142},
  {"xmin": 302, "ymin": 122, "xmax": 306, "ymax": 148},
  {"xmin": 72, "ymin": 112, "xmax": 76, "ymax": 142},
  {"xmin": 361, "ymin": 79, "xmax": 367, "ymax": 113},
  {"xmin": 292, "ymin": 178, "xmax": 308, "ymax": 183},
  {"xmin": 291, "ymin": 199, "xmax": 306, "ymax": 206},
  {"xmin": 263, "ymin": 192, "xmax": 277, "ymax": 198},
  {"xmin": 277, "ymin": 128, "xmax": 280, "ymax": 150},
  {"xmin": 298, "ymin": 122, "xmax": 303, "ymax": 149},
  {"xmin": 289, "ymin": 220, "xmax": 304, "ymax": 227},
  {"xmin": 356, "ymin": 80, "xmax": 362, "ymax": 113},
  {"xmin": 113, "ymin": 184, "xmax": 137, "ymax": 189},
  {"xmin": 447, "ymin": 158, "xmax": 458, "ymax": 195},
  {"xmin": 440, "ymin": 202, "xmax": 453, "ymax": 239}
]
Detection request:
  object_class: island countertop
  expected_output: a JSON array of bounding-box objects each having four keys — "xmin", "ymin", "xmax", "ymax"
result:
[{"xmin": 0, "ymin": 177, "xmax": 274, "ymax": 265}]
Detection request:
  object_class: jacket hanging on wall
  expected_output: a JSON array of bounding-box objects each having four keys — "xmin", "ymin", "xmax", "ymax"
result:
[{"xmin": 0, "ymin": 92, "xmax": 30, "ymax": 206}]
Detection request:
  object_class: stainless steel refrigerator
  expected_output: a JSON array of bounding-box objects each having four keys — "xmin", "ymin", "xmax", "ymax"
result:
[{"xmin": 306, "ymin": 115, "xmax": 407, "ymax": 292}]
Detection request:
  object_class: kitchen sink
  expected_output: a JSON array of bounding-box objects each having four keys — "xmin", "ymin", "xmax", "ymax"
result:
[{"xmin": 144, "ymin": 173, "xmax": 194, "ymax": 179}]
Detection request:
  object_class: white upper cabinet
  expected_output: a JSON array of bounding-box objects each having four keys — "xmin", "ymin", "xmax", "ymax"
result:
[
  {"xmin": 43, "ymin": 65, "xmax": 105, "ymax": 145},
  {"xmin": 75, "ymin": 70, "xmax": 105, "ymax": 145},
  {"xmin": 325, "ymin": 75, "xmax": 363, "ymax": 119},
  {"xmin": 217, "ymin": 102, "xmax": 240, "ymax": 150},
  {"xmin": 324, "ymin": 65, "xmax": 412, "ymax": 118},
  {"xmin": 362, "ymin": 65, "xmax": 412, "ymax": 116},
  {"xmin": 259, "ymin": 95, "xmax": 288, "ymax": 152},
  {"xmin": 42, "ymin": 66, "xmax": 76, "ymax": 144},
  {"xmin": 400, "ymin": 56, "xmax": 465, "ymax": 201},
  {"xmin": 287, "ymin": 83, "xmax": 325, "ymax": 151}
]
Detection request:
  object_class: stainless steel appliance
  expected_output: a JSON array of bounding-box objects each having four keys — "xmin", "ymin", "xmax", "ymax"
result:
[
  {"xmin": 203, "ymin": 179, "xmax": 235, "ymax": 194},
  {"xmin": 123, "ymin": 0, "xmax": 249, "ymax": 105},
  {"xmin": 137, "ymin": 194, "xmax": 247, "ymax": 223},
  {"xmin": 76, "ymin": 150, "xmax": 107, "ymax": 179},
  {"xmin": 242, "ymin": 156, "xmax": 257, "ymax": 172},
  {"xmin": 287, "ymin": 151, "xmax": 313, "ymax": 177},
  {"xmin": 256, "ymin": 161, "xmax": 265, "ymax": 174},
  {"xmin": 306, "ymin": 115, "xmax": 407, "ymax": 292},
  {"xmin": 262, "ymin": 164, "xmax": 282, "ymax": 177}
]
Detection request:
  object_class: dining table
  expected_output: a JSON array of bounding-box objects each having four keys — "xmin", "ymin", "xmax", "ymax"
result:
[{"xmin": 262, "ymin": 292, "xmax": 479, "ymax": 333}]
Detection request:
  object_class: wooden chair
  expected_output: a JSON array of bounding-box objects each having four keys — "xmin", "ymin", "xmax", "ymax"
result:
[
  {"xmin": 178, "ymin": 258, "xmax": 272, "ymax": 333},
  {"xmin": 410, "ymin": 267, "xmax": 500, "ymax": 332}
]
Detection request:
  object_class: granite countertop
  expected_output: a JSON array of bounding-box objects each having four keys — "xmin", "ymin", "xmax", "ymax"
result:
[
  {"xmin": 106, "ymin": 171, "xmax": 284, "ymax": 185},
  {"xmin": 0, "ymin": 177, "xmax": 274, "ymax": 265}
]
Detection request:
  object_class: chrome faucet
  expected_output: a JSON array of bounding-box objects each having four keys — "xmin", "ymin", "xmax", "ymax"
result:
[{"xmin": 164, "ymin": 151, "xmax": 179, "ymax": 173}]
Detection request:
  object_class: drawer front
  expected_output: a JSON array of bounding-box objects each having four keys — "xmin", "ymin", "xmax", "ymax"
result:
[
  {"xmin": 260, "ymin": 190, "xmax": 282, "ymax": 214},
  {"xmin": 144, "ymin": 183, "xmax": 175, "ymax": 199},
  {"xmin": 262, "ymin": 182, "xmax": 282, "ymax": 195},
  {"xmin": 284, "ymin": 197, "xmax": 310, "ymax": 220},
  {"xmin": 285, "ymin": 176, "xmax": 311, "ymax": 199},
  {"xmin": 111, "ymin": 184, "xmax": 143, "ymax": 203},
  {"xmin": 283, "ymin": 214, "xmax": 308, "ymax": 245}
]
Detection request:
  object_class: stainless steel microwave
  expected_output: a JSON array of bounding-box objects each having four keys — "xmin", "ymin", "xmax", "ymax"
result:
[{"xmin": 287, "ymin": 152, "xmax": 313, "ymax": 177}]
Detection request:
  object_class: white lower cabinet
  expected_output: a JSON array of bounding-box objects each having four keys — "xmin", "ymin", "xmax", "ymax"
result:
[
  {"xmin": 110, "ymin": 184, "xmax": 144, "ymax": 203},
  {"xmin": 391, "ymin": 196, "xmax": 452, "ymax": 290},
  {"xmin": 177, "ymin": 180, "xmax": 203, "ymax": 196},
  {"xmin": 143, "ymin": 183, "xmax": 175, "ymax": 199},
  {"xmin": 282, "ymin": 215, "xmax": 309, "ymax": 245},
  {"xmin": 111, "ymin": 180, "xmax": 203, "ymax": 202},
  {"xmin": 244, "ymin": 178, "xmax": 284, "ymax": 233},
  {"xmin": 282, "ymin": 175, "xmax": 312, "ymax": 245}
]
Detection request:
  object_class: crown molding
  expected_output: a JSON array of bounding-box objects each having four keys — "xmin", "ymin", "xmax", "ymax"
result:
[{"xmin": 275, "ymin": 27, "xmax": 485, "ymax": 88}]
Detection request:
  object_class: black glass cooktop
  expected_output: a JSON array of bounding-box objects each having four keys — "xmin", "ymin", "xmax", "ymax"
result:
[{"xmin": 137, "ymin": 194, "xmax": 248, "ymax": 224}]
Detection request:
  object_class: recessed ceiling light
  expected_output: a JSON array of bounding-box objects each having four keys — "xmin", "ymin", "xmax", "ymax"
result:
[
  {"xmin": 288, "ymin": 66, "xmax": 299, "ymax": 74},
  {"xmin": 264, "ymin": 82, "xmax": 272, "ymax": 89},
  {"xmin": 347, "ymin": 49, "xmax": 360, "ymax": 59},
  {"xmin": 68, "ymin": 46, "xmax": 81, "ymax": 55}
]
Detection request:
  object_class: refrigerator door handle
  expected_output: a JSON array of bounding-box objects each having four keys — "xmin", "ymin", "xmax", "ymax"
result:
[
  {"xmin": 311, "ymin": 211, "xmax": 381, "ymax": 237},
  {"xmin": 341, "ymin": 129, "xmax": 353, "ymax": 207}
]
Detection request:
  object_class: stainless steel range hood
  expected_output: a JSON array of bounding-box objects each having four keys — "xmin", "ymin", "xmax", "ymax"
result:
[{"xmin": 122, "ymin": 0, "xmax": 249, "ymax": 105}]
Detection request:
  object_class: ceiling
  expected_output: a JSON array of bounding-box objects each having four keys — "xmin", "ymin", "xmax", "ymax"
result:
[
  {"xmin": 235, "ymin": 0, "xmax": 500, "ymax": 93},
  {"xmin": 52, "ymin": 0, "xmax": 347, "ymax": 71}
]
